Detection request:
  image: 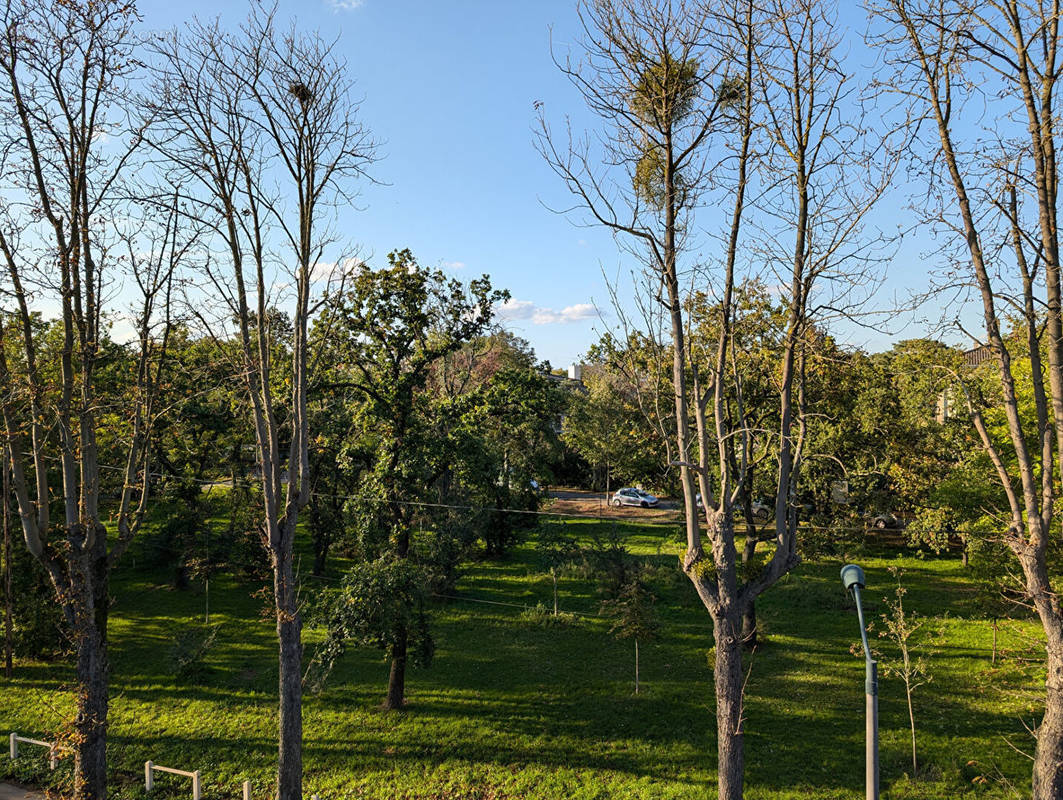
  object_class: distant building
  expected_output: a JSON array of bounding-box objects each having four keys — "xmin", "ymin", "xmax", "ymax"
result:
[
  {"xmin": 545, "ymin": 363, "xmax": 588, "ymax": 433},
  {"xmin": 963, "ymin": 345, "xmax": 993, "ymax": 368},
  {"xmin": 935, "ymin": 345, "xmax": 993, "ymax": 423},
  {"xmin": 546, "ymin": 362, "xmax": 586, "ymax": 385}
]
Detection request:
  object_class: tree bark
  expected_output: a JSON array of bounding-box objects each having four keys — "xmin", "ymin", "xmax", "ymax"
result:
[
  {"xmin": 275, "ymin": 548, "xmax": 303, "ymax": 800},
  {"xmin": 1032, "ymin": 603, "xmax": 1063, "ymax": 799},
  {"xmin": 3, "ymin": 448, "xmax": 11, "ymax": 677},
  {"xmin": 70, "ymin": 524, "xmax": 110, "ymax": 800},
  {"xmin": 713, "ymin": 612, "xmax": 745, "ymax": 800},
  {"xmin": 740, "ymin": 602, "xmax": 757, "ymax": 650},
  {"xmin": 1034, "ymin": 650, "xmax": 1063, "ymax": 798},
  {"xmin": 635, "ymin": 638, "xmax": 640, "ymax": 695},
  {"xmin": 740, "ymin": 532, "xmax": 758, "ymax": 649},
  {"xmin": 385, "ymin": 628, "xmax": 408, "ymax": 711},
  {"xmin": 73, "ymin": 615, "xmax": 108, "ymax": 800}
]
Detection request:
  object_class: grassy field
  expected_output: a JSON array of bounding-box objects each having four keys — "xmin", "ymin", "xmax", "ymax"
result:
[{"xmin": 0, "ymin": 510, "xmax": 1047, "ymax": 799}]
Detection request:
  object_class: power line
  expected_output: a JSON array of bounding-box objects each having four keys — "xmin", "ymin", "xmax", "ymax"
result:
[
  {"xmin": 430, "ymin": 592, "xmax": 601, "ymax": 619},
  {"xmin": 39, "ymin": 463, "xmax": 980, "ymax": 536}
]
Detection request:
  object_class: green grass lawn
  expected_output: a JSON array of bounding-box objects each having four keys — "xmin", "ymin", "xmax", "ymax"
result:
[{"xmin": 0, "ymin": 513, "xmax": 1047, "ymax": 799}]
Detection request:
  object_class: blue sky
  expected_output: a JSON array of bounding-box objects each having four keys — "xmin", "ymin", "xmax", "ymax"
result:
[{"xmin": 138, "ymin": 0, "xmax": 936, "ymax": 367}]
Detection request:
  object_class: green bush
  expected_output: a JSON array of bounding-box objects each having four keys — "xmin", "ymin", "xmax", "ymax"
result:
[
  {"xmin": 5, "ymin": 540, "xmax": 66, "ymax": 661},
  {"xmin": 168, "ymin": 622, "xmax": 220, "ymax": 682},
  {"xmin": 518, "ymin": 602, "xmax": 578, "ymax": 628}
]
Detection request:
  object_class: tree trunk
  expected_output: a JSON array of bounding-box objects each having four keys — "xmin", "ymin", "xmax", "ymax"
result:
[
  {"xmin": 385, "ymin": 627, "xmax": 408, "ymax": 711},
  {"xmin": 71, "ymin": 531, "xmax": 110, "ymax": 800},
  {"xmin": 275, "ymin": 555, "xmax": 303, "ymax": 800},
  {"xmin": 311, "ymin": 538, "xmax": 330, "ymax": 578},
  {"xmin": 309, "ymin": 495, "xmax": 333, "ymax": 578},
  {"xmin": 1033, "ymin": 641, "xmax": 1063, "ymax": 799},
  {"xmin": 3, "ymin": 451, "xmax": 11, "ymax": 677},
  {"xmin": 634, "ymin": 638, "xmax": 639, "ymax": 695},
  {"xmin": 552, "ymin": 570, "xmax": 558, "ymax": 617},
  {"xmin": 713, "ymin": 613, "xmax": 745, "ymax": 800},
  {"xmin": 740, "ymin": 601, "xmax": 757, "ymax": 650},
  {"xmin": 906, "ymin": 680, "xmax": 917, "ymax": 776},
  {"xmin": 740, "ymin": 513, "xmax": 758, "ymax": 650},
  {"xmin": 73, "ymin": 621, "xmax": 108, "ymax": 800}
]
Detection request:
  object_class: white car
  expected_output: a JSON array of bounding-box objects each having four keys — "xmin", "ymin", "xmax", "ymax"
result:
[{"xmin": 611, "ymin": 487, "xmax": 659, "ymax": 508}]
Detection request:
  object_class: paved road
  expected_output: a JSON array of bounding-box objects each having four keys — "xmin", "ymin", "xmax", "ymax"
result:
[{"xmin": 0, "ymin": 784, "xmax": 44, "ymax": 800}]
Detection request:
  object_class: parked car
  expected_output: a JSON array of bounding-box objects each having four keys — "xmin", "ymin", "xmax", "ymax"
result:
[{"xmin": 611, "ymin": 487, "xmax": 659, "ymax": 508}]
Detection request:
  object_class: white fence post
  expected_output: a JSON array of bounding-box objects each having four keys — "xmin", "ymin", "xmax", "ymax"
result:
[
  {"xmin": 242, "ymin": 780, "xmax": 251, "ymax": 800},
  {"xmin": 144, "ymin": 759, "xmax": 202, "ymax": 799},
  {"xmin": 8, "ymin": 733, "xmax": 57, "ymax": 768}
]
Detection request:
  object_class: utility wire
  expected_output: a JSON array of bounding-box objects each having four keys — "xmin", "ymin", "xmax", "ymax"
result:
[{"xmin": 58, "ymin": 463, "xmax": 975, "ymax": 535}]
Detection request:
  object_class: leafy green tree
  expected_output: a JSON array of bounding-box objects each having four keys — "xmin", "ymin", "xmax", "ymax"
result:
[
  {"xmin": 455, "ymin": 364, "xmax": 565, "ymax": 556},
  {"xmin": 150, "ymin": 329, "xmax": 245, "ymax": 485},
  {"xmin": 316, "ymin": 249, "xmax": 505, "ymax": 709},
  {"xmin": 537, "ymin": 523, "xmax": 581, "ymax": 616},
  {"xmin": 309, "ymin": 558, "xmax": 434, "ymax": 692},
  {"xmin": 562, "ymin": 337, "xmax": 671, "ymax": 492},
  {"xmin": 602, "ymin": 579, "xmax": 661, "ymax": 694},
  {"xmin": 877, "ymin": 567, "xmax": 933, "ymax": 778}
]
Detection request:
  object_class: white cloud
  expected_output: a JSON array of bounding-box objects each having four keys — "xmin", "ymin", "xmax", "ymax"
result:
[
  {"xmin": 495, "ymin": 299, "xmax": 597, "ymax": 325},
  {"xmin": 495, "ymin": 299, "xmax": 536, "ymax": 321},
  {"xmin": 441, "ymin": 260, "xmax": 466, "ymax": 270},
  {"xmin": 562, "ymin": 303, "xmax": 596, "ymax": 321},
  {"xmin": 310, "ymin": 257, "xmax": 364, "ymax": 283},
  {"xmin": 327, "ymin": 0, "xmax": 364, "ymax": 9}
]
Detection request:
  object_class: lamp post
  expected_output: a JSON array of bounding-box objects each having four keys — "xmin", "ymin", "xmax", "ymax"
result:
[{"xmin": 841, "ymin": 563, "xmax": 878, "ymax": 800}]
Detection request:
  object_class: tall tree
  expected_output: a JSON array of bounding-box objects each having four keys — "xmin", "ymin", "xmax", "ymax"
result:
[
  {"xmin": 0, "ymin": 2, "xmax": 181, "ymax": 796},
  {"xmin": 454, "ymin": 363, "xmax": 565, "ymax": 557},
  {"xmin": 872, "ymin": 2, "xmax": 1063, "ymax": 793},
  {"xmin": 564, "ymin": 333, "xmax": 675, "ymax": 492},
  {"xmin": 315, "ymin": 249, "xmax": 504, "ymax": 709},
  {"xmin": 539, "ymin": 1, "xmax": 887, "ymax": 796},
  {"xmin": 147, "ymin": 8, "xmax": 376, "ymax": 797}
]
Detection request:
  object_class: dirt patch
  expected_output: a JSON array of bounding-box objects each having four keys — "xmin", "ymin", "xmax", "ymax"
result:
[{"xmin": 545, "ymin": 488, "xmax": 682, "ymax": 521}]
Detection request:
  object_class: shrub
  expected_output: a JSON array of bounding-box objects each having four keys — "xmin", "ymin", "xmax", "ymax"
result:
[
  {"xmin": 168, "ymin": 622, "xmax": 220, "ymax": 683},
  {"xmin": 519, "ymin": 602, "xmax": 578, "ymax": 628},
  {"xmin": 586, "ymin": 527, "xmax": 636, "ymax": 598},
  {"xmin": 220, "ymin": 484, "xmax": 271, "ymax": 582},
  {"xmin": 6, "ymin": 541, "xmax": 66, "ymax": 661}
]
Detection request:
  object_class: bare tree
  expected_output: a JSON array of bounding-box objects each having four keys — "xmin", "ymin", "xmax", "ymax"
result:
[
  {"xmin": 872, "ymin": 1, "xmax": 1063, "ymax": 794},
  {"xmin": 539, "ymin": 1, "xmax": 886, "ymax": 797},
  {"xmin": 147, "ymin": 7, "xmax": 376, "ymax": 798},
  {"xmin": 0, "ymin": 3, "xmax": 180, "ymax": 797}
]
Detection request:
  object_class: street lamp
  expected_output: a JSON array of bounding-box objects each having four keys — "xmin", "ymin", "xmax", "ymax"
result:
[{"xmin": 841, "ymin": 563, "xmax": 878, "ymax": 800}]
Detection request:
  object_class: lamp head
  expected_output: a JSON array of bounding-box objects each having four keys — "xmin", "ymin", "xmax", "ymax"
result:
[{"xmin": 840, "ymin": 564, "xmax": 865, "ymax": 593}]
